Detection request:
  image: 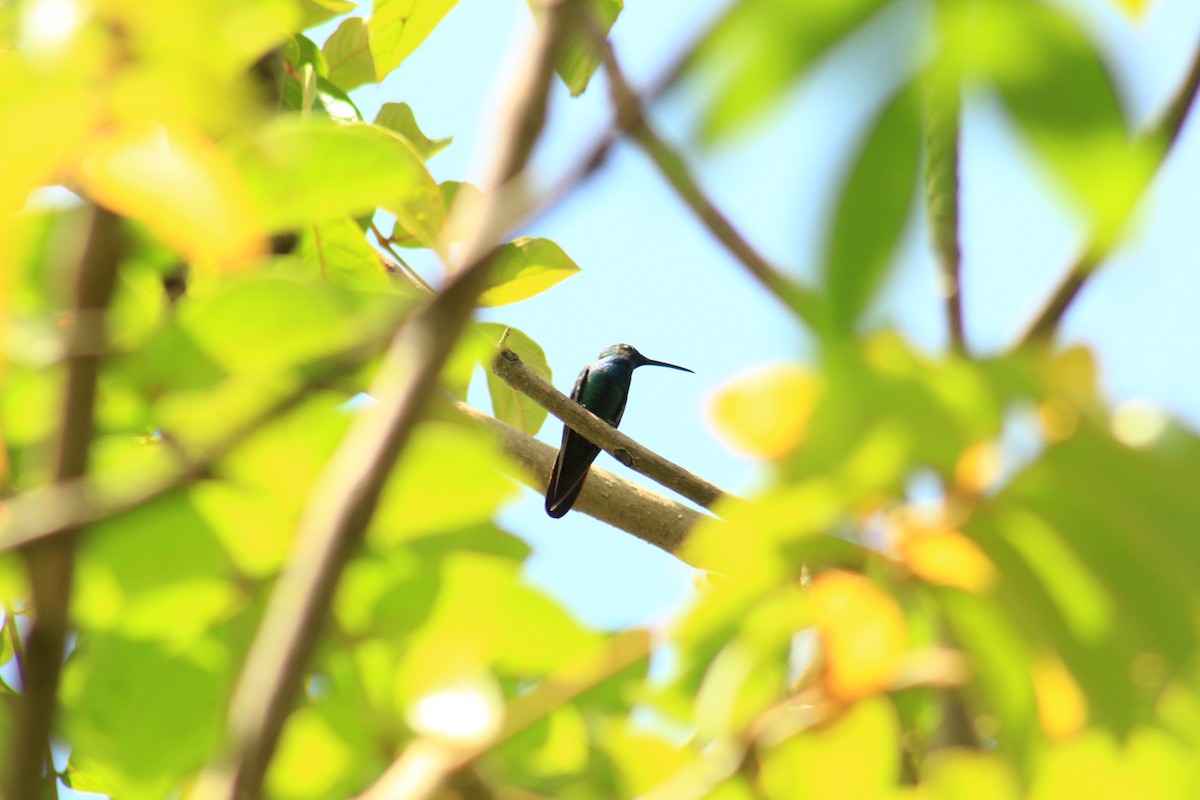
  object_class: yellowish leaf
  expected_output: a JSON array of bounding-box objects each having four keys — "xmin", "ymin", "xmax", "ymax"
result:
[
  {"xmin": 707, "ymin": 364, "xmax": 822, "ymax": 460},
  {"xmin": 1032, "ymin": 653, "xmax": 1088, "ymax": 740},
  {"xmin": 809, "ymin": 571, "xmax": 906, "ymax": 700},
  {"xmin": 1110, "ymin": 0, "xmax": 1150, "ymax": 20},
  {"xmin": 897, "ymin": 523, "xmax": 997, "ymax": 595},
  {"xmin": 76, "ymin": 125, "xmax": 265, "ymax": 269}
]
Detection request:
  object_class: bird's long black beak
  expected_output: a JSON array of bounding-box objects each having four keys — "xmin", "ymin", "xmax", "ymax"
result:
[{"xmin": 641, "ymin": 357, "xmax": 693, "ymax": 373}]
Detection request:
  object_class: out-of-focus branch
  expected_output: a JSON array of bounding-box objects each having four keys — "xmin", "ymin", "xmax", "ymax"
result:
[
  {"xmin": 189, "ymin": 4, "xmax": 586, "ymax": 799},
  {"xmin": 449, "ymin": 397, "xmax": 708, "ymax": 556},
  {"xmin": 582, "ymin": 20, "xmax": 820, "ymax": 329},
  {"xmin": 1018, "ymin": 35, "xmax": 1200, "ymax": 347},
  {"xmin": 5, "ymin": 205, "xmax": 122, "ymax": 800},
  {"xmin": 353, "ymin": 631, "xmax": 651, "ymax": 800},
  {"xmin": 490, "ymin": 349, "xmax": 731, "ymax": 511},
  {"xmin": 0, "ymin": 331, "xmax": 396, "ymax": 555}
]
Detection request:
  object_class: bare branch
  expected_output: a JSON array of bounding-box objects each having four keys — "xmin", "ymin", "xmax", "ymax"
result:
[
  {"xmin": 490, "ymin": 349, "xmax": 732, "ymax": 511},
  {"xmin": 353, "ymin": 631, "xmax": 651, "ymax": 800},
  {"xmin": 449, "ymin": 397, "xmax": 708, "ymax": 556},
  {"xmin": 1017, "ymin": 35, "xmax": 1200, "ymax": 347},
  {"xmin": 585, "ymin": 21, "xmax": 820, "ymax": 328},
  {"xmin": 5, "ymin": 205, "xmax": 122, "ymax": 800},
  {"xmin": 189, "ymin": 5, "xmax": 586, "ymax": 799}
]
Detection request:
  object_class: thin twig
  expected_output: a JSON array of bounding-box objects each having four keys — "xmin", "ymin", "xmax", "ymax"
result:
[
  {"xmin": 1017, "ymin": 35, "xmax": 1200, "ymax": 347},
  {"xmin": 584, "ymin": 20, "xmax": 820, "ymax": 328},
  {"xmin": 371, "ymin": 220, "xmax": 436, "ymax": 294},
  {"xmin": 490, "ymin": 349, "xmax": 732, "ymax": 511},
  {"xmin": 5, "ymin": 205, "xmax": 122, "ymax": 800},
  {"xmin": 449, "ymin": 397, "xmax": 708, "ymax": 556},
  {"xmin": 353, "ymin": 631, "xmax": 652, "ymax": 800},
  {"xmin": 189, "ymin": 4, "xmax": 585, "ymax": 798}
]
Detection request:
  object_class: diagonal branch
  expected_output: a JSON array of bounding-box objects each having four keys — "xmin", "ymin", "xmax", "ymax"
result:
[
  {"xmin": 1017, "ymin": 34, "xmax": 1200, "ymax": 347},
  {"xmin": 5, "ymin": 205, "xmax": 122, "ymax": 800},
  {"xmin": 489, "ymin": 349, "xmax": 731, "ymax": 511},
  {"xmin": 353, "ymin": 631, "xmax": 652, "ymax": 800},
  {"xmin": 449, "ymin": 397, "xmax": 708, "ymax": 556},
  {"xmin": 585, "ymin": 22, "xmax": 820, "ymax": 329},
  {"xmin": 189, "ymin": 4, "xmax": 587, "ymax": 799}
]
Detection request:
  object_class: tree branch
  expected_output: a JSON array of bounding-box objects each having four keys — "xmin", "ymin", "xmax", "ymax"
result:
[
  {"xmin": 189, "ymin": 5, "xmax": 585, "ymax": 799},
  {"xmin": 1017, "ymin": 34, "xmax": 1200, "ymax": 347},
  {"xmin": 448, "ymin": 397, "xmax": 708, "ymax": 556},
  {"xmin": 585, "ymin": 22, "xmax": 820, "ymax": 328},
  {"xmin": 5, "ymin": 205, "xmax": 122, "ymax": 800},
  {"xmin": 490, "ymin": 349, "xmax": 732, "ymax": 511},
  {"xmin": 353, "ymin": 631, "xmax": 652, "ymax": 800}
]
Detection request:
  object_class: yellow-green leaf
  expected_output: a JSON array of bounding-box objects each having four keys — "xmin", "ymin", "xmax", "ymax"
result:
[
  {"xmin": 479, "ymin": 237, "xmax": 580, "ymax": 306},
  {"xmin": 369, "ymin": 0, "xmax": 460, "ymax": 82}
]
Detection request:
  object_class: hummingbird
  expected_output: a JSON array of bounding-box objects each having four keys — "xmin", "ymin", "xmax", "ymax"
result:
[{"xmin": 545, "ymin": 343, "xmax": 693, "ymax": 518}]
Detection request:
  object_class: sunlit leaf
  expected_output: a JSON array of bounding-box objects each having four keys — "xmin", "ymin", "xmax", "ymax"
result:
[
  {"xmin": 809, "ymin": 571, "xmax": 906, "ymax": 700},
  {"xmin": 896, "ymin": 521, "xmax": 997, "ymax": 594},
  {"xmin": 374, "ymin": 102, "xmax": 452, "ymax": 160},
  {"xmin": 707, "ymin": 363, "xmax": 823, "ymax": 460},
  {"xmin": 541, "ymin": 0, "xmax": 622, "ymax": 96},
  {"xmin": 322, "ymin": 17, "xmax": 376, "ymax": 91},
  {"xmin": 921, "ymin": 749, "xmax": 1020, "ymax": 800},
  {"xmin": 232, "ymin": 119, "xmax": 440, "ymax": 233},
  {"xmin": 823, "ymin": 81, "xmax": 921, "ymax": 335},
  {"xmin": 1032, "ymin": 653, "xmax": 1088, "ymax": 739},
  {"xmin": 693, "ymin": 0, "xmax": 895, "ymax": 142},
  {"xmin": 296, "ymin": 217, "xmax": 393, "ymax": 289},
  {"xmin": 300, "ymin": 0, "xmax": 357, "ymax": 29},
  {"xmin": 369, "ymin": 0, "xmax": 460, "ymax": 82},
  {"xmin": 372, "ymin": 422, "xmax": 519, "ymax": 543},
  {"xmin": 479, "ymin": 237, "xmax": 581, "ymax": 306},
  {"xmin": 479, "ymin": 323, "xmax": 552, "ymax": 435},
  {"xmin": 77, "ymin": 126, "xmax": 265, "ymax": 270},
  {"xmin": 267, "ymin": 707, "xmax": 355, "ymax": 799},
  {"xmin": 946, "ymin": 0, "xmax": 1151, "ymax": 244},
  {"xmin": 180, "ymin": 276, "xmax": 352, "ymax": 373},
  {"xmin": 758, "ymin": 697, "xmax": 900, "ymax": 798}
]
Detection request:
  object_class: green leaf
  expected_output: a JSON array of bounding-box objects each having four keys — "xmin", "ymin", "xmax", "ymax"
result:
[
  {"xmin": 546, "ymin": 0, "xmax": 622, "ymax": 96},
  {"xmin": 300, "ymin": 0, "xmax": 357, "ymax": 30},
  {"xmin": 947, "ymin": 0, "xmax": 1150, "ymax": 244},
  {"xmin": 180, "ymin": 276, "xmax": 351, "ymax": 374},
  {"xmin": 694, "ymin": 0, "xmax": 894, "ymax": 142},
  {"xmin": 369, "ymin": 0, "xmax": 460, "ymax": 82},
  {"xmin": 479, "ymin": 237, "xmax": 581, "ymax": 306},
  {"xmin": 823, "ymin": 81, "xmax": 921, "ymax": 336},
  {"xmin": 286, "ymin": 33, "xmax": 328, "ymax": 77},
  {"xmin": 296, "ymin": 217, "xmax": 392, "ymax": 289},
  {"xmin": 233, "ymin": 119, "xmax": 440, "ymax": 233},
  {"xmin": 390, "ymin": 180, "xmax": 481, "ymax": 249},
  {"xmin": 373, "ymin": 102, "xmax": 451, "ymax": 160},
  {"xmin": 758, "ymin": 697, "xmax": 900, "ymax": 797},
  {"xmin": 478, "ymin": 322, "xmax": 552, "ymax": 435},
  {"xmin": 322, "ymin": 16, "xmax": 375, "ymax": 91},
  {"xmin": 372, "ymin": 422, "xmax": 519, "ymax": 543}
]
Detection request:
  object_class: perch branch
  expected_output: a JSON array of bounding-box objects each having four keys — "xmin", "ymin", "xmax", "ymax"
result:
[
  {"xmin": 189, "ymin": 4, "xmax": 584, "ymax": 799},
  {"xmin": 490, "ymin": 349, "xmax": 732, "ymax": 511},
  {"xmin": 924, "ymin": 43, "xmax": 966, "ymax": 353},
  {"xmin": 448, "ymin": 397, "xmax": 707, "ymax": 556},
  {"xmin": 1017, "ymin": 35, "xmax": 1200, "ymax": 347}
]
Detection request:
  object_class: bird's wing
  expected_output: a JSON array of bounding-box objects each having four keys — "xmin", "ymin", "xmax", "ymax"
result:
[{"xmin": 545, "ymin": 366, "xmax": 602, "ymax": 517}]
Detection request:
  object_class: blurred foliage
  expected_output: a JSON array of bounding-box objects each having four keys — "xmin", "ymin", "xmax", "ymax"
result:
[{"xmin": 2, "ymin": 0, "xmax": 1199, "ymax": 799}]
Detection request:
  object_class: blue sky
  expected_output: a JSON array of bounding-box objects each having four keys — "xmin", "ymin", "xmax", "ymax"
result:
[{"xmin": 331, "ymin": 0, "xmax": 1200, "ymax": 630}]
